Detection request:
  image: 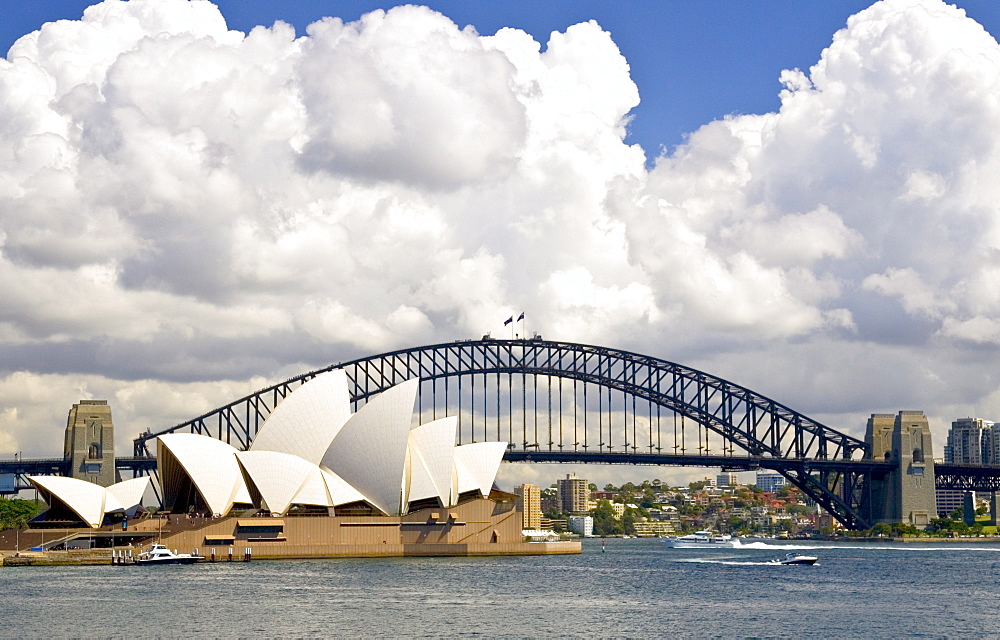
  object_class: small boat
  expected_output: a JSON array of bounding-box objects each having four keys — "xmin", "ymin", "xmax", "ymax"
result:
[
  {"xmin": 662, "ymin": 530, "xmax": 734, "ymax": 548},
  {"xmin": 775, "ymin": 552, "xmax": 817, "ymax": 565},
  {"xmin": 134, "ymin": 543, "xmax": 204, "ymax": 565}
]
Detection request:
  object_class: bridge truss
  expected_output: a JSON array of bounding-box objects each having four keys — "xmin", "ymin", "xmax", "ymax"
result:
[{"xmin": 133, "ymin": 338, "xmax": 889, "ymax": 529}]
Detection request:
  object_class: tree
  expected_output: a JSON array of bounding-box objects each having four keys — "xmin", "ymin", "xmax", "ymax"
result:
[
  {"xmin": 591, "ymin": 499, "xmax": 623, "ymax": 536},
  {"xmin": 927, "ymin": 518, "xmax": 953, "ymax": 533},
  {"xmin": 622, "ymin": 509, "xmax": 637, "ymax": 536},
  {"xmin": 0, "ymin": 498, "xmax": 40, "ymax": 530},
  {"xmin": 786, "ymin": 504, "xmax": 811, "ymax": 516}
]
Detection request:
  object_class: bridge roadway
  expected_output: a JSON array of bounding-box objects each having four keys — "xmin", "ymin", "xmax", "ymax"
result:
[
  {"xmin": 1, "ymin": 454, "xmax": 997, "ymax": 493},
  {"xmin": 505, "ymin": 453, "xmax": 1000, "ymax": 491},
  {"xmin": 0, "ymin": 457, "xmax": 156, "ymax": 493}
]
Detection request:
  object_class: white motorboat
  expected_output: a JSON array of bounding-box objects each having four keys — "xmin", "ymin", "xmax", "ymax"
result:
[
  {"xmin": 774, "ymin": 552, "xmax": 817, "ymax": 565},
  {"xmin": 134, "ymin": 543, "xmax": 204, "ymax": 565},
  {"xmin": 662, "ymin": 530, "xmax": 734, "ymax": 548}
]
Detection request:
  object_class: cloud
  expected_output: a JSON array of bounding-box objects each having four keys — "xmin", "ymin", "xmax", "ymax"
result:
[
  {"xmin": 297, "ymin": 7, "xmax": 527, "ymax": 188},
  {"xmin": 3, "ymin": 0, "xmax": 1000, "ymax": 475}
]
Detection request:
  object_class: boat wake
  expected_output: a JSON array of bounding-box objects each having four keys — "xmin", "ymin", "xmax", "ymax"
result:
[{"xmin": 731, "ymin": 539, "xmax": 1000, "ymax": 552}]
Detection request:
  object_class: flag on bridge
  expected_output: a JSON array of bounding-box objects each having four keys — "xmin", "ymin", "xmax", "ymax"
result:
[
  {"xmin": 503, "ymin": 316, "xmax": 513, "ymax": 326},
  {"xmin": 517, "ymin": 312, "xmax": 524, "ymax": 322}
]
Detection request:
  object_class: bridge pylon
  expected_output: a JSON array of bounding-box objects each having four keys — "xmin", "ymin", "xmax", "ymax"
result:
[
  {"xmin": 863, "ymin": 411, "xmax": 936, "ymax": 528},
  {"xmin": 64, "ymin": 400, "xmax": 117, "ymax": 487}
]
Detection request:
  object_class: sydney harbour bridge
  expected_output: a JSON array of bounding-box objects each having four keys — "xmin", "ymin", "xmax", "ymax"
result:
[{"xmin": 4, "ymin": 338, "xmax": 1000, "ymax": 530}]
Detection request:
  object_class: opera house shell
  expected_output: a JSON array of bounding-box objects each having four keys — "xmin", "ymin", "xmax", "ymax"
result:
[
  {"xmin": 15, "ymin": 371, "xmax": 580, "ymax": 558},
  {"xmin": 155, "ymin": 372, "xmax": 508, "ymax": 518},
  {"xmin": 27, "ymin": 475, "xmax": 150, "ymax": 529}
]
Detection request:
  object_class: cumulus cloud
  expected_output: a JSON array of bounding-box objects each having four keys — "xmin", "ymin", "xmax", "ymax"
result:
[{"xmin": 3, "ymin": 0, "xmax": 1000, "ymax": 466}]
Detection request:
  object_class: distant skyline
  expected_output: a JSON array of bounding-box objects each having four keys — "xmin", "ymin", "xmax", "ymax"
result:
[{"xmin": 3, "ymin": 0, "xmax": 1000, "ymax": 490}]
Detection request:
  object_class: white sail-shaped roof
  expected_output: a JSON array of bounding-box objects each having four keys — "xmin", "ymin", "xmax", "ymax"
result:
[
  {"xmin": 236, "ymin": 450, "xmax": 322, "ymax": 515},
  {"xmin": 106, "ymin": 476, "xmax": 151, "ymax": 515},
  {"xmin": 249, "ymin": 369, "xmax": 352, "ymax": 465},
  {"xmin": 292, "ymin": 466, "xmax": 335, "ymax": 508},
  {"xmin": 319, "ymin": 468, "xmax": 367, "ymax": 506},
  {"xmin": 320, "ymin": 379, "xmax": 418, "ymax": 516},
  {"xmin": 29, "ymin": 475, "xmax": 118, "ymax": 529},
  {"xmin": 406, "ymin": 416, "xmax": 458, "ymax": 507},
  {"xmin": 157, "ymin": 434, "xmax": 251, "ymax": 516},
  {"xmin": 453, "ymin": 442, "xmax": 508, "ymax": 496},
  {"xmin": 234, "ymin": 450, "xmax": 365, "ymax": 515}
]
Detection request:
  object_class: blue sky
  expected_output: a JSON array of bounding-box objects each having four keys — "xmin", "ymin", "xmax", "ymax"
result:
[
  {"xmin": 5, "ymin": 0, "xmax": 1000, "ymax": 475},
  {"xmin": 4, "ymin": 0, "xmax": 998, "ymax": 156}
]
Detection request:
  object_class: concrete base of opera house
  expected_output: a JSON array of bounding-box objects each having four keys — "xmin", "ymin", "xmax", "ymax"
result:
[{"xmin": 0, "ymin": 497, "xmax": 581, "ymax": 563}]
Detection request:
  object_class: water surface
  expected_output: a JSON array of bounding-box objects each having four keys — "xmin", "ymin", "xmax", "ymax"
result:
[{"xmin": 1, "ymin": 538, "xmax": 996, "ymax": 638}]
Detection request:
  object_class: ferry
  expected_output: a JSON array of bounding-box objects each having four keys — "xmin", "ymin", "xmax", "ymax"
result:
[{"xmin": 662, "ymin": 530, "xmax": 734, "ymax": 548}]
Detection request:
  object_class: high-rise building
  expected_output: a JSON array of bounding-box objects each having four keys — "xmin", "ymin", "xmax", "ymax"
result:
[
  {"xmin": 938, "ymin": 417, "xmax": 997, "ymax": 517},
  {"xmin": 557, "ymin": 474, "xmax": 589, "ymax": 514},
  {"xmin": 755, "ymin": 472, "xmax": 785, "ymax": 493},
  {"xmin": 514, "ymin": 483, "xmax": 542, "ymax": 530},
  {"xmin": 716, "ymin": 473, "xmax": 738, "ymax": 487},
  {"xmin": 944, "ymin": 417, "xmax": 995, "ymax": 464}
]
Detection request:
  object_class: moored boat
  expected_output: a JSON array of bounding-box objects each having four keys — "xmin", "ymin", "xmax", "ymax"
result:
[{"xmin": 134, "ymin": 543, "xmax": 204, "ymax": 565}]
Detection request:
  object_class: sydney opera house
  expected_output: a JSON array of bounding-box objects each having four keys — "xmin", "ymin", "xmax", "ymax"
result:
[{"xmin": 11, "ymin": 372, "xmax": 579, "ymax": 558}]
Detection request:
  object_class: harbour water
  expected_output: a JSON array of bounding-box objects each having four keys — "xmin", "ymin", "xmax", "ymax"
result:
[{"xmin": 2, "ymin": 537, "xmax": 999, "ymax": 638}]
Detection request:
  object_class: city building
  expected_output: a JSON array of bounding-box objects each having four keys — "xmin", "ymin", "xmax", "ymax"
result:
[
  {"xmin": 755, "ymin": 472, "xmax": 786, "ymax": 492},
  {"xmin": 541, "ymin": 517, "xmax": 567, "ymax": 532},
  {"xmin": 632, "ymin": 520, "xmax": 675, "ymax": 537},
  {"xmin": 937, "ymin": 417, "xmax": 998, "ymax": 517},
  {"xmin": 540, "ymin": 489, "xmax": 561, "ymax": 514},
  {"xmin": 568, "ymin": 515, "xmax": 593, "ymax": 537},
  {"xmin": 716, "ymin": 473, "xmax": 738, "ymax": 487},
  {"xmin": 557, "ymin": 474, "xmax": 589, "ymax": 514},
  {"xmin": 935, "ymin": 488, "xmax": 967, "ymax": 518},
  {"xmin": 944, "ymin": 417, "xmax": 996, "ymax": 464},
  {"xmin": 515, "ymin": 483, "xmax": 542, "ymax": 530}
]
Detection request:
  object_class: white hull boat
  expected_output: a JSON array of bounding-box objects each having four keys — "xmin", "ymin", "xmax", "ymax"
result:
[
  {"xmin": 135, "ymin": 544, "xmax": 204, "ymax": 565},
  {"xmin": 774, "ymin": 552, "xmax": 817, "ymax": 565},
  {"xmin": 662, "ymin": 531, "xmax": 734, "ymax": 548}
]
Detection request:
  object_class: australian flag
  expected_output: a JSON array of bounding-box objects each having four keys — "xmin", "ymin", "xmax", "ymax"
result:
[
  {"xmin": 517, "ymin": 312, "xmax": 525, "ymax": 322},
  {"xmin": 503, "ymin": 316, "xmax": 513, "ymax": 326}
]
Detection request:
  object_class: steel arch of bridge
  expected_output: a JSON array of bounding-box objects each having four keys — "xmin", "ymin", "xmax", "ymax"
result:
[{"xmin": 135, "ymin": 338, "xmax": 876, "ymax": 529}]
